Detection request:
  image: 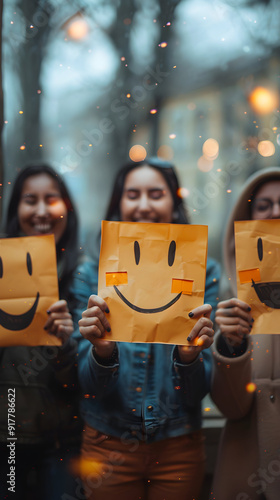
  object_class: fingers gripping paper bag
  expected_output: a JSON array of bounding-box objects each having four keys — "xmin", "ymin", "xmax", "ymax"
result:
[
  {"xmin": 98, "ymin": 221, "xmax": 208, "ymax": 344},
  {"xmin": 0, "ymin": 234, "xmax": 60, "ymax": 346},
  {"xmin": 235, "ymin": 219, "xmax": 280, "ymax": 334}
]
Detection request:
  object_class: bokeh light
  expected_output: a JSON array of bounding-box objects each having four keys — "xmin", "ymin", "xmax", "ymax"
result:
[
  {"xmin": 246, "ymin": 382, "xmax": 257, "ymax": 393},
  {"xmin": 197, "ymin": 155, "xmax": 214, "ymax": 172},
  {"xmin": 177, "ymin": 187, "xmax": 190, "ymax": 198},
  {"xmin": 67, "ymin": 17, "xmax": 89, "ymax": 40},
  {"xmin": 129, "ymin": 145, "xmax": 147, "ymax": 162},
  {"xmin": 69, "ymin": 457, "xmax": 102, "ymax": 477},
  {"xmin": 257, "ymin": 140, "xmax": 275, "ymax": 157},
  {"xmin": 249, "ymin": 86, "xmax": 279, "ymax": 115},
  {"xmin": 202, "ymin": 138, "xmax": 219, "ymax": 160},
  {"xmin": 157, "ymin": 144, "xmax": 174, "ymax": 160}
]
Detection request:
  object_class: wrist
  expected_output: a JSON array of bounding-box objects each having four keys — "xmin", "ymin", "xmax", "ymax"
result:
[
  {"xmin": 93, "ymin": 344, "xmax": 118, "ymax": 365},
  {"xmin": 177, "ymin": 346, "xmax": 200, "ymax": 364}
]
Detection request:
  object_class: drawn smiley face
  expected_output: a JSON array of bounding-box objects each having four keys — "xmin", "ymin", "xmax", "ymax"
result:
[
  {"xmin": 0, "ymin": 235, "xmax": 59, "ymax": 347},
  {"xmin": 251, "ymin": 237, "xmax": 280, "ymax": 309},
  {"xmin": 98, "ymin": 221, "xmax": 208, "ymax": 344},
  {"xmin": 110, "ymin": 240, "xmax": 188, "ymax": 314},
  {"xmin": 0, "ymin": 252, "xmax": 40, "ymax": 330}
]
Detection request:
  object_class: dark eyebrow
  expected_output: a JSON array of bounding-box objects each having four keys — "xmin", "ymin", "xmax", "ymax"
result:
[
  {"xmin": 22, "ymin": 192, "xmax": 60, "ymax": 199},
  {"xmin": 254, "ymin": 197, "xmax": 279, "ymax": 202}
]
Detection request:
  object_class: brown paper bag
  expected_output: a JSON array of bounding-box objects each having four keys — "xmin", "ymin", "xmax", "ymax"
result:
[
  {"xmin": 98, "ymin": 221, "xmax": 208, "ymax": 344},
  {"xmin": 235, "ymin": 219, "xmax": 280, "ymax": 334},
  {"xmin": 0, "ymin": 234, "xmax": 60, "ymax": 346}
]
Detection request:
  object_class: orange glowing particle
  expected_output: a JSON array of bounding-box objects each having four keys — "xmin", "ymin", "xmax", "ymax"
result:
[
  {"xmin": 227, "ymin": 189, "xmax": 232, "ymax": 193},
  {"xmin": 69, "ymin": 457, "xmax": 103, "ymax": 477},
  {"xmin": 249, "ymin": 86, "xmax": 279, "ymax": 115},
  {"xmin": 197, "ymin": 156, "xmax": 213, "ymax": 172},
  {"xmin": 177, "ymin": 187, "xmax": 189, "ymax": 199},
  {"xmin": 257, "ymin": 140, "xmax": 275, "ymax": 157},
  {"xmin": 246, "ymin": 382, "xmax": 257, "ymax": 393},
  {"xmin": 169, "ymin": 133, "xmax": 176, "ymax": 139},
  {"xmin": 204, "ymin": 407, "xmax": 211, "ymax": 412},
  {"xmin": 202, "ymin": 138, "xmax": 219, "ymax": 160},
  {"xmin": 19, "ymin": 110, "xmax": 23, "ymax": 114},
  {"xmin": 126, "ymin": 93, "xmax": 131, "ymax": 98},
  {"xmin": 121, "ymin": 56, "xmax": 125, "ymax": 61},
  {"xmin": 150, "ymin": 109, "xmax": 157, "ymax": 114},
  {"xmin": 159, "ymin": 42, "xmax": 168, "ymax": 48},
  {"xmin": 20, "ymin": 145, "xmax": 26, "ymax": 150},
  {"xmin": 67, "ymin": 17, "xmax": 89, "ymax": 40},
  {"xmin": 129, "ymin": 145, "xmax": 147, "ymax": 162}
]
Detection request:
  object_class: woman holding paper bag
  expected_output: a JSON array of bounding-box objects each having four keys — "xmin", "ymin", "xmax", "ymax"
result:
[
  {"xmin": 0, "ymin": 165, "xmax": 97, "ymax": 499},
  {"xmin": 78, "ymin": 158, "xmax": 220, "ymax": 500},
  {"xmin": 211, "ymin": 167, "xmax": 280, "ymax": 500}
]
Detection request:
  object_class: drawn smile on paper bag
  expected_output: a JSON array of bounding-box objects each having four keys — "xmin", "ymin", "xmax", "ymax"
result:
[
  {"xmin": 0, "ymin": 252, "xmax": 40, "ymax": 330},
  {"xmin": 106, "ymin": 240, "xmax": 194, "ymax": 314},
  {"xmin": 239, "ymin": 237, "xmax": 280, "ymax": 309}
]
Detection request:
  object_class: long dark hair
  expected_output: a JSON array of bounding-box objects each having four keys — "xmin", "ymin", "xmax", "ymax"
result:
[
  {"xmin": 5, "ymin": 164, "xmax": 79, "ymax": 303},
  {"xmin": 105, "ymin": 157, "xmax": 190, "ymax": 224}
]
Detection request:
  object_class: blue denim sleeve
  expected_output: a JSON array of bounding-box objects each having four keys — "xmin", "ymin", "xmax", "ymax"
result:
[{"xmin": 78, "ymin": 340, "xmax": 119, "ymax": 397}]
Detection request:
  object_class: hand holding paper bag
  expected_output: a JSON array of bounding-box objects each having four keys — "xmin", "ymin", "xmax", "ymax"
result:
[{"xmin": 79, "ymin": 295, "xmax": 214, "ymax": 362}]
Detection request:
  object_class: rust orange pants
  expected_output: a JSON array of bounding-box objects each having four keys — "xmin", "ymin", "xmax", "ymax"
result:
[{"xmin": 81, "ymin": 424, "xmax": 205, "ymax": 500}]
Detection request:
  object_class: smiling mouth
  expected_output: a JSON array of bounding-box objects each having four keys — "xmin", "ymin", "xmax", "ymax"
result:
[
  {"xmin": 33, "ymin": 223, "xmax": 52, "ymax": 233},
  {"xmin": 252, "ymin": 280, "xmax": 280, "ymax": 309},
  {"xmin": 0, "ymin": 292, "xmax": 40, "ymax": 331},
  {"xmin": 113, "ymin": 286, "xmax": 181, "ymax": 313}
]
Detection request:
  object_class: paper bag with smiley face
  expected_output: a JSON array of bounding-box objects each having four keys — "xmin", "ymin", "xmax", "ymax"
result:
[
  {"xmin": 0, "ymin": 234, "xmax": 60, "ymax": 346},
  {"xmin": 98, "ymin": 221, "xmax": 208, "ymax": 344},
  {"xmin": 235, "ymin": 219, "xmax": 280, "ymax": 334}
]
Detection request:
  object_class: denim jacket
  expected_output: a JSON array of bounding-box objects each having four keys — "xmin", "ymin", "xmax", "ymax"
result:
[{"xmin": 78, "ymin": 257, "xmax": 220, "ymax": 443}]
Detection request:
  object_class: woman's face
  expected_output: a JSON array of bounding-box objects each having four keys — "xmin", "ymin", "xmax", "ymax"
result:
[
  {"xmin": 17, "ymin": 173, "xmax": 68, "ymax": 243},
  {"xmin": 120, "ymin": 166, "xmax": 174, "ymax": 223},
  {"xmin": 252, "ymin": 180, "xmax": 280, "ymax": 220}
]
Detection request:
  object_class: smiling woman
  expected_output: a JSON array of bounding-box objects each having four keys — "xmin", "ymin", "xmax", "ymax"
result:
[
  {"xmin": 0, "ymin": 164, "xmax": 97, "ymax": 500},
  {"xmin": 78, "ymin": 157, "xmax": 220, "ymax": 500},
  {"xmin": 211, "ymin": 167, "xmax": 280, "ymax": 499},
  {"xmin": 17, "ymin": 173, "xmax": 68, "ymax": 242}
]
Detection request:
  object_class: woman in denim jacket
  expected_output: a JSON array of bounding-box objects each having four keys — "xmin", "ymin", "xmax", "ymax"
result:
[{"xmin": 78, "ymin": 158, "xmax": 220, "ymax": 500}]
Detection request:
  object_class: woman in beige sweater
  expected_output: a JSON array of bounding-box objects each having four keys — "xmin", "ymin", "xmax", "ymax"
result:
[{"xmin": 211, "ymin": 167, "xmax": 280, "ymax": 500}]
